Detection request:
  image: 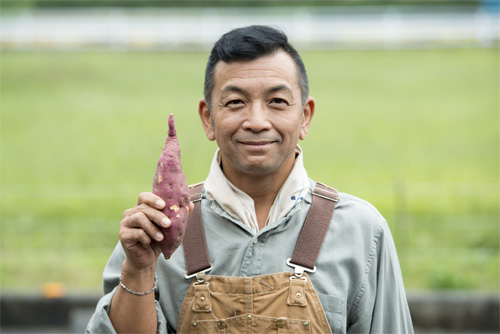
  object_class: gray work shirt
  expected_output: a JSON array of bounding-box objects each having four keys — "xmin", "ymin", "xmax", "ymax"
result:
[{"xmin": 86, "ymin": 181, "xmax": 414, "ymax": 333}]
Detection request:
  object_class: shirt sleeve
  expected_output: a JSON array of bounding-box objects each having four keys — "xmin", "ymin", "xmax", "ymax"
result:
[
  {"xmin": 85, "ymin": 242, "xmax": 169, "ymax": 334},
  {"xmin": 347, "ymin": 222, "xmax": 414, "ymax": 334}
]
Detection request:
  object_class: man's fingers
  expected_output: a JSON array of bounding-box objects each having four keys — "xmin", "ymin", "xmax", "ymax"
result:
[
  {"xmin": 137, "ymin": 192, "xmax": 165, "ymax": 210},
  {"xmin": 188, "ymin": 202, "xmax": 195, "ymax": 216},
  {"xmin": 123, "ymin": 207, "xmax": 134, "ymax": 219},
  {"xmin": 134, "ymin": 228, "xmax": 154, "ymax": 248},
  {"xmin": 121, "ymin": 212, "xmax": 164, "ymax": 243},
  {"xmin": 123, "ymin": 203, "xmax": 171, "ymax": 229},
  {"xmin": 120, "ymin": 193, "xmax": 191, "ymax": 251},
  {"xmin": 120, "ymin": 226, "xmax": 155, "ymax": 249},
  {"xmin": 151, "ymin": 241, "xmax": 163, "ymax": 257},
  {"xmin": 138, "ymin": 204, "xmax": 171, "ymax": 228}
]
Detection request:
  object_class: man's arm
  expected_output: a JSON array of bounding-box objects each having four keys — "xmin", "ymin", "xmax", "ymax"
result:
[
  {"xmin": 108, "ymin": 192, "xmax": 171, "ymax": 333},
  {"xmin": 109, "ymin": 260, "xmax": 158, "ymax": 333},
  {"xmin": 348, "ymin": 222, "xmax": 414, "ymax": 333}
]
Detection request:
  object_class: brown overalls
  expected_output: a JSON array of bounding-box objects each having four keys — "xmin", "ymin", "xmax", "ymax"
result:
[{"xmin": 177, "ymin": 183, "xmax": 339, "ymax": 334}]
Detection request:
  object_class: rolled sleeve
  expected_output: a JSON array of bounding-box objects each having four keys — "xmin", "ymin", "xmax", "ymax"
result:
[
  {"xmin": 85, "ymin": 243, "xmax": 169, "ymax": 334},
  {"xmin": 85, "ymin": 288, "xmax": 117, "ymax": 334},
  {"xmin": 86, "ymin": 287, "xmax": 169, "ymax": 334}
]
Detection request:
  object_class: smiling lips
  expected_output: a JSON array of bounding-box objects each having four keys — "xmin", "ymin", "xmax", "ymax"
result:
[
  {"xmin": 237, "ymin": 137, "xmax": 278, "ymax": 148},
  {"xmin": 240, "ymin": 140, "xmax": 274, "ymax": 146}
]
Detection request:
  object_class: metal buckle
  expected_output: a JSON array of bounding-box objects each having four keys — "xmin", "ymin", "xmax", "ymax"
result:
[
  {"xmin": 191, "ymin": 195, "xmax": 202, "ymax": 203},
  {"xmin": 312, "ymin": 189, "xmax": 339, "ymax": 202},
  {"xmin": 184, "ymin": 264, "xmax": 213, "ymax": 282},
  {"xmin": 286, "ymin": 258, "xmax": 316, "ymax": 280},
  {"xmin": 189, "ymin": 182, "xmax": 204, "ymax": 203}
]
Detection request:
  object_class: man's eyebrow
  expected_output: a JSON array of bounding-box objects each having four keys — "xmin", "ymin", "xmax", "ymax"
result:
[
  {"xmin": 267, "ymin": 85, "xmax": 293, "ymax": 94},
  {"xmin": 221, "ymin": 85, "xmax": 248, "ymax": 94},
  {"xmin": 220, "ymin": 85, "xmax": 293, "ymax": 95}
]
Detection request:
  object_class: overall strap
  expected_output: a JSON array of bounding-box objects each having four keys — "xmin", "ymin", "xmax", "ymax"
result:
[
  {"xmin": 288, "ymin": 182, "xmax": 339, "ymax": 273},
  {"xmin": 182, "ymin": 181, "xmax": 339, "ymax": 278},
  {"xmin": 183, "ymin": 182, "xmax": 212, "ymax": 278}
]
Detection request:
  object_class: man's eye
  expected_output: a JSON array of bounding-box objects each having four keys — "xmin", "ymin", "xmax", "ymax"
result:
[
  {"xmin": 270, "ymin": 98, "xmax": 288, "ymax": 105},
  {"xmin": 226, "ymin": 99, "xmax": 244, "ymax": 106}
]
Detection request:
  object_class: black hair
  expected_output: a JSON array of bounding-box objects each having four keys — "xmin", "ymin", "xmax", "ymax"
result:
[{"xmin": 204, "ymin": 25, "xmax": 309, "ymax": 110}]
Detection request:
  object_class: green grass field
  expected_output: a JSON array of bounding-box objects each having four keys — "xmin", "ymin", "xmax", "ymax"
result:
[{"xmin": 1, "ymin": 48, "xmax": 498, "ymax": 293}]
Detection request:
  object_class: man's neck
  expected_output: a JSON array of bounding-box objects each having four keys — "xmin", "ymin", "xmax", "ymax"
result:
[
  {"xmin": 222, "ymin": 159, "xmax": 295, "ymax": 229},
  {"xmin": 231, "ymin": 174, "xmax": 287, "ymax": 230}
]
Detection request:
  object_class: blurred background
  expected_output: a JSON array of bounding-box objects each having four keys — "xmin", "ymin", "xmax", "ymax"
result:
[{"xmin": 1, "ymin": 0, "xmax": 499, "ymax": 333}]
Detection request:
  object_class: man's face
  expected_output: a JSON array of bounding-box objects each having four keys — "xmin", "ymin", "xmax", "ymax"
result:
[{"xmin": 199, "ymin": 50, "xmax": 314, "ymax": 181}]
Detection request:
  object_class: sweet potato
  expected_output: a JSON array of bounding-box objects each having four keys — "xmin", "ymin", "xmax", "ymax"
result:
[{"xmin": 152, "ymin": 114, "xmax": 190, "ymax": 259}]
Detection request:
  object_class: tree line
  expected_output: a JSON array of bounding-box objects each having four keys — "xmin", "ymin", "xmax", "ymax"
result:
[{"xmin": 0, "ymin": 0, "xmax": 481, "ymax": 9}]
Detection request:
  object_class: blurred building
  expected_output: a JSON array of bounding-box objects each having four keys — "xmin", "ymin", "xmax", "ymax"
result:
[{"xmin": 1, "ymin": 4, "xmax": 498, "ymax": 51}]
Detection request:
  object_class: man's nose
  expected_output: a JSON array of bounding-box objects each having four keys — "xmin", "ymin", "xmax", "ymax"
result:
[{"xmin": 242, "ymin": 102, "xmax": 272, "ymax": 132}]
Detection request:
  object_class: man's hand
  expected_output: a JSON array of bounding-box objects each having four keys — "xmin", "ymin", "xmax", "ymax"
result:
[
  {"xmin": 120, "ymin": 192, "xmax": 171, "ymax": 272},
  {"xmin": 119, "ymin": 192, "xmax": 195, "ymax": 272},
  {"xmin": 111, "ymin": 192, "xmax": 194, "ymax": 333}
]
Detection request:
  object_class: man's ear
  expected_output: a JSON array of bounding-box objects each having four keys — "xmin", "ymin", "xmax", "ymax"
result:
[
  {"xmin": 299, "ymin": 97, "xmax": 315, "ymax": 140},
  {"xmin": 198, "ymin": 98, "xmax": 216, "ymax": 141}
]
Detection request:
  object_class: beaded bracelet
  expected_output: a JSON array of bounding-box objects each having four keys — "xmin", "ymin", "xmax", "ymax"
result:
[{"xmin": 119, "ymin": 273, "xmax": 158, "ymax": 296}]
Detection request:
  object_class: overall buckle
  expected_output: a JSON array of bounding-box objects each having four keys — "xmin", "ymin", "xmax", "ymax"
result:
[
  {"xmin": 184, "ymin": 264, "xmax": 213, "ymax": 284},
  {"xmin": 286, "ymin": 258, "xmax": 315, "ymax": 282}
]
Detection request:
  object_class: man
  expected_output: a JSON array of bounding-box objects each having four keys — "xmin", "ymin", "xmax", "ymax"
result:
[{"xmin": 87, "ymin": 25, "xmax": 413, "ymax": 333}]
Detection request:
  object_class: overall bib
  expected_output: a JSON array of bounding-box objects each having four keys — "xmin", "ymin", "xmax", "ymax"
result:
[{"xmin": 176, "ymin": 183, "xmax": 339, "ymax": 334}]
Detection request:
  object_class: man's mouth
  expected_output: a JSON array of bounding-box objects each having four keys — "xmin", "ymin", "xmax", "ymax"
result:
[{"xmin": 239, "ymin": 140, "xmax": 275, "ymax": 146}]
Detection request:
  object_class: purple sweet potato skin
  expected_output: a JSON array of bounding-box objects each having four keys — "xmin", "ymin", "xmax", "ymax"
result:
[{"xmin": 152, "ymin": 114, "xmax": 190, "ymax": 259}]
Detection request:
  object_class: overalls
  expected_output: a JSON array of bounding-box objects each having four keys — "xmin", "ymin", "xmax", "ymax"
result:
[{"xmin": 176, "ymin": 183, "xmax": 339, "ymax": 334}]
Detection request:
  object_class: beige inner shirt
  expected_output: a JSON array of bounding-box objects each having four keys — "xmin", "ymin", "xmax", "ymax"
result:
[{"xmin": 204, "ymin": 145, "xmax": 310, "ymax": 234}]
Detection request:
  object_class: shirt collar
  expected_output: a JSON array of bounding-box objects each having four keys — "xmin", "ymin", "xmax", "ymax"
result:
[{"xmin": 204, "ymin": 145, "xmax": 309, "ymax": 234}]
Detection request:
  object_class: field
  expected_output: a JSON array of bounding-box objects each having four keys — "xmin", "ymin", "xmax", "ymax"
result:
[{"xmin": 1, "ymin": 48, "xmax": 498, "ymax": 293}]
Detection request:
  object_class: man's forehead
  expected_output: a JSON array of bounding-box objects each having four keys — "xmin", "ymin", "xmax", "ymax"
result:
[{"xmin": 212, "ymin": 51, "xmax": 299, "ymax": 88}]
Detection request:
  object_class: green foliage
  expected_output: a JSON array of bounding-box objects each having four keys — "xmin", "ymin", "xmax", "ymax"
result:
[
  {"xmin": 428, "ymin": 270, "xmax": 473, "ymax": 290},
  {"xmin": 0, "ymin": 0, "xmax": 481, "ymax": 9},
  {"xmin": 1, "ymin": 48, "xmax": 498, "ymax": 293}
]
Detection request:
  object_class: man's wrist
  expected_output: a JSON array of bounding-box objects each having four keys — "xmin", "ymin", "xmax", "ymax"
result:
[
  {"xmin": 120, "ymin": 273, "xmax": 157, "ymax": 296},
  {"xmin": 120, "ymin": 259, "xmax": 157, "ymax": 293},
  {"xmin": 122, "ymin": 258, "xmax": 156, "ymax": 274}
]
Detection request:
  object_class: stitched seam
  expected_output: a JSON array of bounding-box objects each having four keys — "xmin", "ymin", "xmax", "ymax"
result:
[
  {"xmin": 339, "ymin": 193, "xmax": 385, "ymax": 221},
  {"xmin": 347, "ymin": 226, "xmax": 382, "ymax": 317}
]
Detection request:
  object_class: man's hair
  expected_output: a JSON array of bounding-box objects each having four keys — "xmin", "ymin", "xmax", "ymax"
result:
[{"xmin": 204, "ymin": 25, "xmax": 309, "ymax": 110}]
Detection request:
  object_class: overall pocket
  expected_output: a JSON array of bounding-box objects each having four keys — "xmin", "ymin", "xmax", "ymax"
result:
[{"xmin": 191, "ymin": 314, "xmax": 312, "ymax": 334}]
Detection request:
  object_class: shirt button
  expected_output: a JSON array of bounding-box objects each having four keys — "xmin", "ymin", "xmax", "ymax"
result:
[
  {"xmin": 253, "ymin": 238, "xmax": 258, "ymax": 244},
  {"xmin": 247, "ymin": 314, "xmax": 252, "ymax": 320},
  {"xmin": 276, "ymin": 319, "xmax": 285, "ymax": 328},
  {"xmin": 218, "ymin": 320, "xmax": 227, "ymax": 329}
]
